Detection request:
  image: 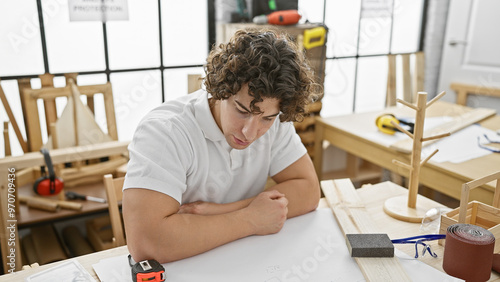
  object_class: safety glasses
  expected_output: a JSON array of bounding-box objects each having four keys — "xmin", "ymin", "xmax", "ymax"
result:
[
  {"xmin": 391, "ymin": 234, "xmax": 446, "ymax": 258},
  {"xmin": 477, "ymin": 134, "xmax": 500, "ymax": 153}
]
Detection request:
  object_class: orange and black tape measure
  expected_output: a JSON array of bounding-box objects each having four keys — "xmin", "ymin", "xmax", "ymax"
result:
[{"xmin": 129, "ymin": 254, "xmax": 166, "ymax": 282}]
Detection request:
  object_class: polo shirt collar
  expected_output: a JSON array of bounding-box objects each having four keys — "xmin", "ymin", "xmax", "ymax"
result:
[{"xmin": 194, "ymin": 90, "xmax": 225, "ymax": 142}]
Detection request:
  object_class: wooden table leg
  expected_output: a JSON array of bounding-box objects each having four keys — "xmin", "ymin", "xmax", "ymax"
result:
[{"xmin": 314, "ymin": 119, "xmax": 324, "ymax": 181}]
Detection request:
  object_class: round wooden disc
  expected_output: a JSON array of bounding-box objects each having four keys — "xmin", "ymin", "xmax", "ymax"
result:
[{"xmin": 383, "ymin": 195, "xmax": 440, "ymax": 223}]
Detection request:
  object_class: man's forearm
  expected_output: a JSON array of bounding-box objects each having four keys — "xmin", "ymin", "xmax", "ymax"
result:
[
  {"xmin": 143, "ymin": 209, "xmax": 255, "ymax": 263},
  {"xmin": 265, "ymin": 178, "xmax": 320, "ymax": 218},
  {"xmin": 124, "ymin": 189, "xmax": 288, "ymax": 264},
  {"xmin": 179, "ymin": 179, "xmax": 319, "ymax": 217}
]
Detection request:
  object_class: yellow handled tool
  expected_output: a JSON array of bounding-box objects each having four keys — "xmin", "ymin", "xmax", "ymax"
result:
[
  {"xmin": 303, "ymin": 27, "xmax": 326, "ymax": 50},
  {"xmin": 376, "ymin": 114, "xmax": 415, "ymax": 135}
]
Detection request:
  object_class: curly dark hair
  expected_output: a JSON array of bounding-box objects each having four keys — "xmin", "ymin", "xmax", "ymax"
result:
[{"xmin": 204, "ymin": 29, "xmax": 321, "ymax": 122}]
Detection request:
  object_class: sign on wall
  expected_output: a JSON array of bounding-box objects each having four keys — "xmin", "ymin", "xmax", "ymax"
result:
[{"xmin": 68, "ymin": 0, "xmax": 129, "ymax": 22}]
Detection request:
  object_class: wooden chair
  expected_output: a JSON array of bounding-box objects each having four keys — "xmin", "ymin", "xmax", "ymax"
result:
[
  {"xmin": 450, "ymin": 83, "xmax": 500, "ymax": 106},
  {"xmin": 103, "ymin": 174, "xmax": 126, "ymax": 247},
  {"xmin": 386, "ymin": 52, "xmax": 425, "ymax": 106}
]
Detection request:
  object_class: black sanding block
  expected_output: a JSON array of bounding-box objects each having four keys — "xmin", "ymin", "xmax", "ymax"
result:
[{"xmin": 346, "ymin": 233, "xmax": 394, "ymax": 257}]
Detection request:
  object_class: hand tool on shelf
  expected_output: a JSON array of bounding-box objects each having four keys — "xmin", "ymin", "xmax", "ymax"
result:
[
  {"xmin": 65, "ymin": 191, "xmax": 107, "ymax": 203},
  {"xmin": 253, "ymin": 9, "xmax": 301, "ymax": 25}
]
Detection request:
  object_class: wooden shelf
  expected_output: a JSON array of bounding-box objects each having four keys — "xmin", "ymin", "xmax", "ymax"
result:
[{"xmin": 16, "ymin": 182, "xmax": 109, "ymax": 228}]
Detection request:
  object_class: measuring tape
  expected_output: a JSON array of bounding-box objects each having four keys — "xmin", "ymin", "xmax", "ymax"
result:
[
  {"xmin": 128, "ymin": 254, "xmax": 166, "ymax": 282},
  {"xmin": 375, "ymin": 114, "xmax": 415, "ymax": 135}
]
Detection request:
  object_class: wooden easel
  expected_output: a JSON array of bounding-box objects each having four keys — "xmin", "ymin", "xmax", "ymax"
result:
[
  {"xmin": 383, "ymin": 91, "xmax": 451, "ymax": 222},
  {"xmin": 0, "ymin": 80, "xmax": 29, "ymax": 153}
]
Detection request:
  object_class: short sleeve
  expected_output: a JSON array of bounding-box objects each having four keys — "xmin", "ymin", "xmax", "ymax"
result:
[
  {"xmin": 123, "ymin": 117, "xmax": 193, "ymax": 204},
  {"xmin": 269, "ymin": 121, "xmax": 307, "ymax": 176}
]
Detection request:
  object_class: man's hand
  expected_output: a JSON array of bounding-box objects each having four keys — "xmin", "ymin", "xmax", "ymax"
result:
[{"xmin": 245, "ymin": 190, "xmax": 288, "ymax": 235}]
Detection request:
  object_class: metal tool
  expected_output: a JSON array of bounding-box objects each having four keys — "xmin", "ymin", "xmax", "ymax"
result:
[
  {"xmin": 253, "ymin": 9, "xmax": 301, "ymax": 25},
  {"xmin": 65, "ymin": 191, "xmax": 107, "ymax": 203}
]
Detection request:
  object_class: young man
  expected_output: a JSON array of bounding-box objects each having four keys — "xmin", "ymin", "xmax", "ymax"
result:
[{"xmin": 122, "ymin": 29, "xmax": 321, "ymax": 263}]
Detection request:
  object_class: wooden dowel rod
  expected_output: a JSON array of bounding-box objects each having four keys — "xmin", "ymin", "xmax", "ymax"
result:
[
  {"xmin": 19, "ymin": 196, "xmax": 60, "ymax": 212},
  {"xmin": 420, "ymin": 149, "xmax": 439, "ymax": 166},
  {"xmin": 390, "ymin": 120, "xmax": 414, "ymax": 139},
  {"xmin": 392, "ymin": 159, "xmax": 412, "ymax": 171},
  {"xmin": 3, "ymin": 121, "xmax": 11, "ymax": 156},
  {"xmin": 0, "ymin": 81, "xmax": 28, "ymax": 152},
  {"xmin": 421, "ymin": 132, "xmax": 451, "ymax": 142},
  {"xmin": 426, "ymin": 91, "xmax": 446, "ymax": 108},
  {"xmin": 407, "ymin": 92, "xmax": 428, "ymax": 208},
  {"xmin": 19, "ymin": 195, "xmax": 82, "ymax": 211},
  {"xmin": 396, "ymin": 99, "xmax": 418, "ymax": 111}
]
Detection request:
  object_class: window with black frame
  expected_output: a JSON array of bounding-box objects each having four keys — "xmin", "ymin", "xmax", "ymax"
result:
[{"xmin": 0, "ymin": 0, "xmax": 212, "ymax": 158}]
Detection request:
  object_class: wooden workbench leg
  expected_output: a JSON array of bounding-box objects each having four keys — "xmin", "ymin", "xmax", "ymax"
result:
[{"xmin": 313, "ymin": 119, "xmax": 324, "ymax": 181}]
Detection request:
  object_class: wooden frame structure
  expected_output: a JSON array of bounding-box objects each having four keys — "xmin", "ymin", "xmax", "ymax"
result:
[
  {"xmin": 0, "ymin": 81, "xmax": 28, "ymax": 153},
  {"xmin": 22, "ymin": 79, "xmax": 118, "ymax": 152},
  {"xmin": 450, "ymin": 82, "xmax": 500, "ymax": 106},
  {"xmin": 440, "ymin": 171, "xmax": 500, "ymax": 252},
  {"xmin": 0, "ymin": 141, "xmax": 129, "ymax": 273},
  {"xmin": 383, "ymin": 91, "xmax": 451, "ymax": 222},
  {"xmin": 386, "ymin": 51, "xmax": 425, "ymax": 106},
  {"xmin": 103, "ymin": 174, "xmax": 126, "ymax": 247}
]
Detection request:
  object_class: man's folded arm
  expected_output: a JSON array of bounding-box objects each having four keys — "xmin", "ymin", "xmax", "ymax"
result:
[
  {"xmin": 123, "ymin": 188, "xmax": 287, "ymax": 263},
  {"xmin": 178, "ymin": 153, "xmax": 320, "ymax": 218},
  {"xmin": 268, "ymin": 153, "xmax": 321, "ymax": 218}
]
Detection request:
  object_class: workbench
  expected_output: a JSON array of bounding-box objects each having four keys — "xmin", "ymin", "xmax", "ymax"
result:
[
  {"xmin": 1, "ymin": 181, "xmax": 498, "ymax": 281},
  {"xmin": 314, "ymin": 101, "xmax": 500, "ymax": 204}
]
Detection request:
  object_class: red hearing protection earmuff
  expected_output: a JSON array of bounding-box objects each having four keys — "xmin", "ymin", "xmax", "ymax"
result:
[{"xmin": 33, "ymin": 148, "xmax": 64, "ymax": 196}]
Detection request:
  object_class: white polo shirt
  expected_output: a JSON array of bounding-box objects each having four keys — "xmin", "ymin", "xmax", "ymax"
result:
[{"xmin": 123, "ymin": 89, "xmax": 307, "ymax": 205}]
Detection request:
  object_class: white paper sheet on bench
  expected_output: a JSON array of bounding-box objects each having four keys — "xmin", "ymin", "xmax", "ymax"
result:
[
  {"xmin": 93, "ymin": 208, "xmax": 461, "ymax": 282},
  {"xmin": 422, "ymin": 124, "xmax": 497, "ymax": 163}
]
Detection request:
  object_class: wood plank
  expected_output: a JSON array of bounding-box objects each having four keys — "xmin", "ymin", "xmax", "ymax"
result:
[
  {"xmin": 305, "ymin": 101, "xmax": 322, "ymax": 113},
  {"xmin": 187, "ymin": 74, "xmax": 202, "ymax": 94},
  {"xmin": 450, "ymin": 82, "xmax": 500, "ymax": 106},
  {"xmin": 321, "ymin": 179, "xmax": 410, "ymax": 281},
  {"xmin": 24, "ymin": 84, "xmax": 110, "ymax": 100},
  {"xmin": 0, "ymin": 140, "xmax": 129, "ymax": 170},
  {"xmin": 386, "ymin": 55, "xmax": 397, "ymax": 107},
  {"xmin": 104, "ymin": 175, "xmax": 126, "ymax": 247},
  {"xmin": 0, "ymin": 81, "xmax": 28, "ymax": 152},
  {"xmin": 22, "ymin": 85, "xmax": 43, "ymax": 152},
  {"xmin": 3, "ymin": 122, "xmax": 11, "ymax": 156},
  {"xmin": 102, "ymin": 83, "xmax": 118, "ymax": 141},
  {"xmin": 401, "ymin": 54, "xmax": 412, "ymax": 103},
  {"xmin": 39, "ymin": 73, "xmax": 57, "ymax": 137},
  {"xmin": 17, "ymin": 78, "xmax": 32, "ymax": 147},
  {"xmin": 413, "ymin": 52, "xmax": 425, "ymax": 103},
  {"xmin": 294, "ymin": 115, "xmax": 315, "ymax": 131},
  {"xmin": 298, "ymin": 130, "xmax": 315, "ymax": 144}
]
